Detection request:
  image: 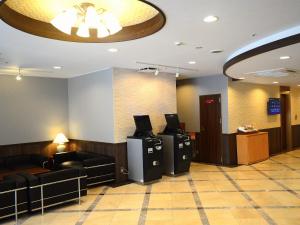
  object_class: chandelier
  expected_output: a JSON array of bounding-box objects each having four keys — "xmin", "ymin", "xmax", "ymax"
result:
[{"xmin": 51, "ymin": 2, "xmax": 122, "ymax": 38}]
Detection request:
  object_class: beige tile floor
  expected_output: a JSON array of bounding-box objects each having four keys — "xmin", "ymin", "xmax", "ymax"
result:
[{"xmin": 3, "ymin": 149, "xmax": 300, "ymax": 225}]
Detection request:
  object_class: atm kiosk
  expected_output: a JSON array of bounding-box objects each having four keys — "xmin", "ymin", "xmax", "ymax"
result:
[
  {"xmin": 159, "ymin": 114, "xmax": 192, "ymax": 175},
  {"xmin": 127, "ymin": 115, "xmax": 163, "ymax": 183}
]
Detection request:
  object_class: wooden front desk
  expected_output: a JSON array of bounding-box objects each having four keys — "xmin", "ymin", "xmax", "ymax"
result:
[{"xmin": 237, "ymin": 132, "xmax": 269, "ymax": 165}]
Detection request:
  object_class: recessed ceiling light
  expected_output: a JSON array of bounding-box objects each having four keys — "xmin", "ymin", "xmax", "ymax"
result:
[
  {"xmin": 203, "ymin": 15, "xmax": 219, "ymax": 23},
  {"xmin": 53, "ymin": 66, "xmax": 62, "ymax": 70},
  {"xmin": 188, "ymin": 61, "xmax": 196, "ymax": 65},
  {"xmin": 280, "ymin": 56, "xmax": 290, "ymax": 60},
  {"xmin": 273, "ymin": 81, "xmax": 279, "ymax": 84},
  {"xmin": 238, "ymin": 77, "xmax": 245, "ymax": 80},
  {"xmin": 154, "ymin": 68, "xmax": 159, "ymax": 76},
  {"xmin": 108, "ymin": 48, "xmax": 118, "ymax": 53},
  {"xmin": 210, "ymin": 49, "xmax": 224, "ymax": 54},
  {"xmin": 175, "ymin": 72, "xmax": 180, "ymax": 78},
  {"xmin": 174, "ymin": 41, "xmax": 184, "ymax": 46}
]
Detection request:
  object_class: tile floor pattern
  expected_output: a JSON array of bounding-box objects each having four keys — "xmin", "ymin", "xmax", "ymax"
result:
[{"xmin": 3, "ymin": 150, "xmax": 300, "ymax": 225}]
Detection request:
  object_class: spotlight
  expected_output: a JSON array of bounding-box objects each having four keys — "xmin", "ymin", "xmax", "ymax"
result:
[
  {"xmin": 16, "ymin": 75, "xmax": 22, "ymax": 81},
  {"xmin": 175, "ymin": 72, "xmax": 180, "ymax": 78},
  {"xmin": 155, "ymin": 69, "xmax": 159, "ymax": 76}
]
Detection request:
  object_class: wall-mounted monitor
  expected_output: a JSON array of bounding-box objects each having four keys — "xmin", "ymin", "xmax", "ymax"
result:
[{"xmin": 267, "ymin": 98, "xmax": 281, "ymax": 115}]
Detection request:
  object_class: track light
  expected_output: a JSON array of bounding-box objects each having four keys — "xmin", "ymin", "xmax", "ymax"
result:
[
  {"xmin": 154, "ymin": 68, "xmax": 159, "ymax": 76},
  {"xmin": 16, "ymin": 75, "xmax": 22, "ymax": 81}
]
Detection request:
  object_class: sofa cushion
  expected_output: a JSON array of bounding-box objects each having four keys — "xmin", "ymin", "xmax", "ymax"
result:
[
  {"xmin": 60, "ymin": 161, "xmax": 83, "ymax": 169},
  {"xmin": 4, "ymin": 155, "xmax": 31, "ymax": 169}
]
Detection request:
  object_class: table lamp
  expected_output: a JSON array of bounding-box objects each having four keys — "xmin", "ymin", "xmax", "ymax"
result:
[{"xmin": 53, "ymin": 133, "xmax": 69, "ymax": 152}]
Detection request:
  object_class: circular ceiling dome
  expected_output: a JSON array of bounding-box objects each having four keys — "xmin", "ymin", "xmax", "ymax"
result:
[{"xmin": 0, "ymin": 0, "xmax": 165, "ymax": 43}]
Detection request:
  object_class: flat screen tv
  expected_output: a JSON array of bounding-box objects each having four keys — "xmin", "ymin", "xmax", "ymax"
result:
[
  {"xmin": 267, "ymin": 98, "xmax": 281, "ymax": 115},
  {"xmin": 165, "ymin": 114, "xmax": 180, "ymax": 130},
  {"xmin": 133, "ymin": 115, "xmax": 152, "ymax": 132}
]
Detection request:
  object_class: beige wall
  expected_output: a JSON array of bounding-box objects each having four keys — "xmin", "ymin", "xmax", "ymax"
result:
[
  {"xmin": 176, "ymin": 76, "xmax": 229, "ymax": 133},
  {"xmin": 228, "ymin": 81, "xmax": 280, "ymax": 133},
  {"xmin": 113, "ymin": 68, "xmax": 177, "ymax": 143},
  {"xmin": 291, "ymin": 87, "xmax": 300, "ymax": 125}
]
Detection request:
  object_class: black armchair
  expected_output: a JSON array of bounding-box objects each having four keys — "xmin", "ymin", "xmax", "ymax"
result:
[
  {"xmin": 53, "ymin": 151, "xmax": 115, "ymax": 186},
  {"xmin": 19, "ymin": 168, "xmax": 87, "ymax": 213},
  {"xmin": 0, "ymin": 174, "xmax": 28, "ymax": 222}
]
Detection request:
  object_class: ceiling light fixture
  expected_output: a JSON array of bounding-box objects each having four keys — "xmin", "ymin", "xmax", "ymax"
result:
[
  {"xmin": 108, "ymin": 48, "xmax": 118, "ymax": 53},
  {"xmin": 53, "ymin": 66, "xmax": 62, "ymax": 70},
  {"xmin": 175, "ymin": 69, "xmax": 180, "ymax": 78},
  {"xmin": 280, "ymin": 56, "xmax": 291, "ymax": 60},
  {"xmin": 16, "ymin": 68, "xmax": 22, "ymax": 81},
  {"xmin": 273, "ymin": 81, "xmax": 279, "ymax": 84},
  {"xmin": 188, "ymin": 61, "xmax": 196, "ymax": 65},
  {"xmin": 238, "ymin": 77, "xmax": 245, "ymax": 80},
  {"xmin": 51, "ymin": 3, "xmax": 122, "ymax": 38},
  {"xmin": 154, "ymin": 68, "xmax": 159, "ymax": 76},
  {"xmin": 203, "ymin": 15, "xmax": 219, "ymax": 23},
  {"xmin": 174, "ymin": 41, "xmax": 184, "ymax": 46}
]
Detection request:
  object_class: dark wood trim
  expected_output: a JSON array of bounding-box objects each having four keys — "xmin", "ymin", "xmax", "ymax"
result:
[
  {"xmin": 0, "ymin": 141, "xmax": 57, "ymax": 157},
  {"xmin": 69, "ymin": 139, "xmax": 127, "ymax": 184},
  {"xmin": 223, "ymin": 33, "xmax": 300, "ymax": 80},
  {"xmin": 259, "ymin": 127, "xmax": 282, "ymax": 155},
  {"xmin": 292, "ymin": 124, "xmax": 300, "ymax": 148},
  {"xmin": 0, "ymin": 1, "xmax": 166, "ymax": 43},
  {"xmin": 221, "ymin": 133, "xmax": 237, "ymax": 166}
]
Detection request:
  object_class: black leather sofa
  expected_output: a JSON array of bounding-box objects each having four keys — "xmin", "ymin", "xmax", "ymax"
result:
[
  {"xmin": 0, "ymin": 174, "xmax": 28, "ymax": 221},
  {"xmin": 19, "ymin": 168, "xmax": 87, "ymax": 213},
  {"xmin": 0, "ymin": 154, "xmax": 48, "ymax": 178},
  {"xmin": 53, "ymin": 151, "xmax": 115, "ymax": 186}
]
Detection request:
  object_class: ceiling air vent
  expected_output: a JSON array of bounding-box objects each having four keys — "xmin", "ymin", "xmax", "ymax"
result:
[
  {"xmin": 245, "ymin": 68, "xmax": 296, "ymax": 77},
  {"xmin": 138, "ymin": 67, "xmax": 157, "ymax": 73}
]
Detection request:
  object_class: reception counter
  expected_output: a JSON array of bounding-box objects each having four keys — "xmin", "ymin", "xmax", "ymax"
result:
[{"xmin": 237, "ymin": 132, "xmax": 269, "ymax": 165}]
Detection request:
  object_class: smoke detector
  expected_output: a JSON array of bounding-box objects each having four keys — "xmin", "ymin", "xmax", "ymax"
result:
[{"xmin": 245, "ymin": 68, "xmax": 296, "ymax": 77}]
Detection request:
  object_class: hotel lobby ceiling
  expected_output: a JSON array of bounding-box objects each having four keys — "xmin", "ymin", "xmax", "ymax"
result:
[{"xmin": 0, "ymin": 0, "xmax": 299, "ymax": 80}]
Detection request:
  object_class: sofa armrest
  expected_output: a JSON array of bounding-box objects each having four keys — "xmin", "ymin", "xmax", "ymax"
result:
[
  {"xmin": 82, "ymin": 156, "xmax": 115, "ymax": 168},
  {"xmin": 17, "ymin": 172, "xmax": 40, "ymax": 187}
]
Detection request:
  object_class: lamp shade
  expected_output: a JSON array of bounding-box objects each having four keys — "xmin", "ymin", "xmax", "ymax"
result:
[{"xmin": 53, "ymin": 133, "xmax": 69, "ymax": 144}]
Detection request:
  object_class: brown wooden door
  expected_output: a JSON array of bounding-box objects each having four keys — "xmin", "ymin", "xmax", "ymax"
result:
[
  {"xmin": 281, "ymin": 94, "xmax": 287, "ymax": 151},
  {"xmin": 199, "ymin": 94, "xmax": 222, "ymax": 164}
]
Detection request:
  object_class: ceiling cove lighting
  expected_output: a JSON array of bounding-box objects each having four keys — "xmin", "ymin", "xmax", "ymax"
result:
[
  {"xmin": 51, "ymin": 3, "xmax": 122, "ymax": 38},
  {"xmin": 280, "ymin": 56, "xmax": 291, "ymax": 60},
  {"xmin": 203, "ymin": 15, "xmax": 219, "ymax": 23}
]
